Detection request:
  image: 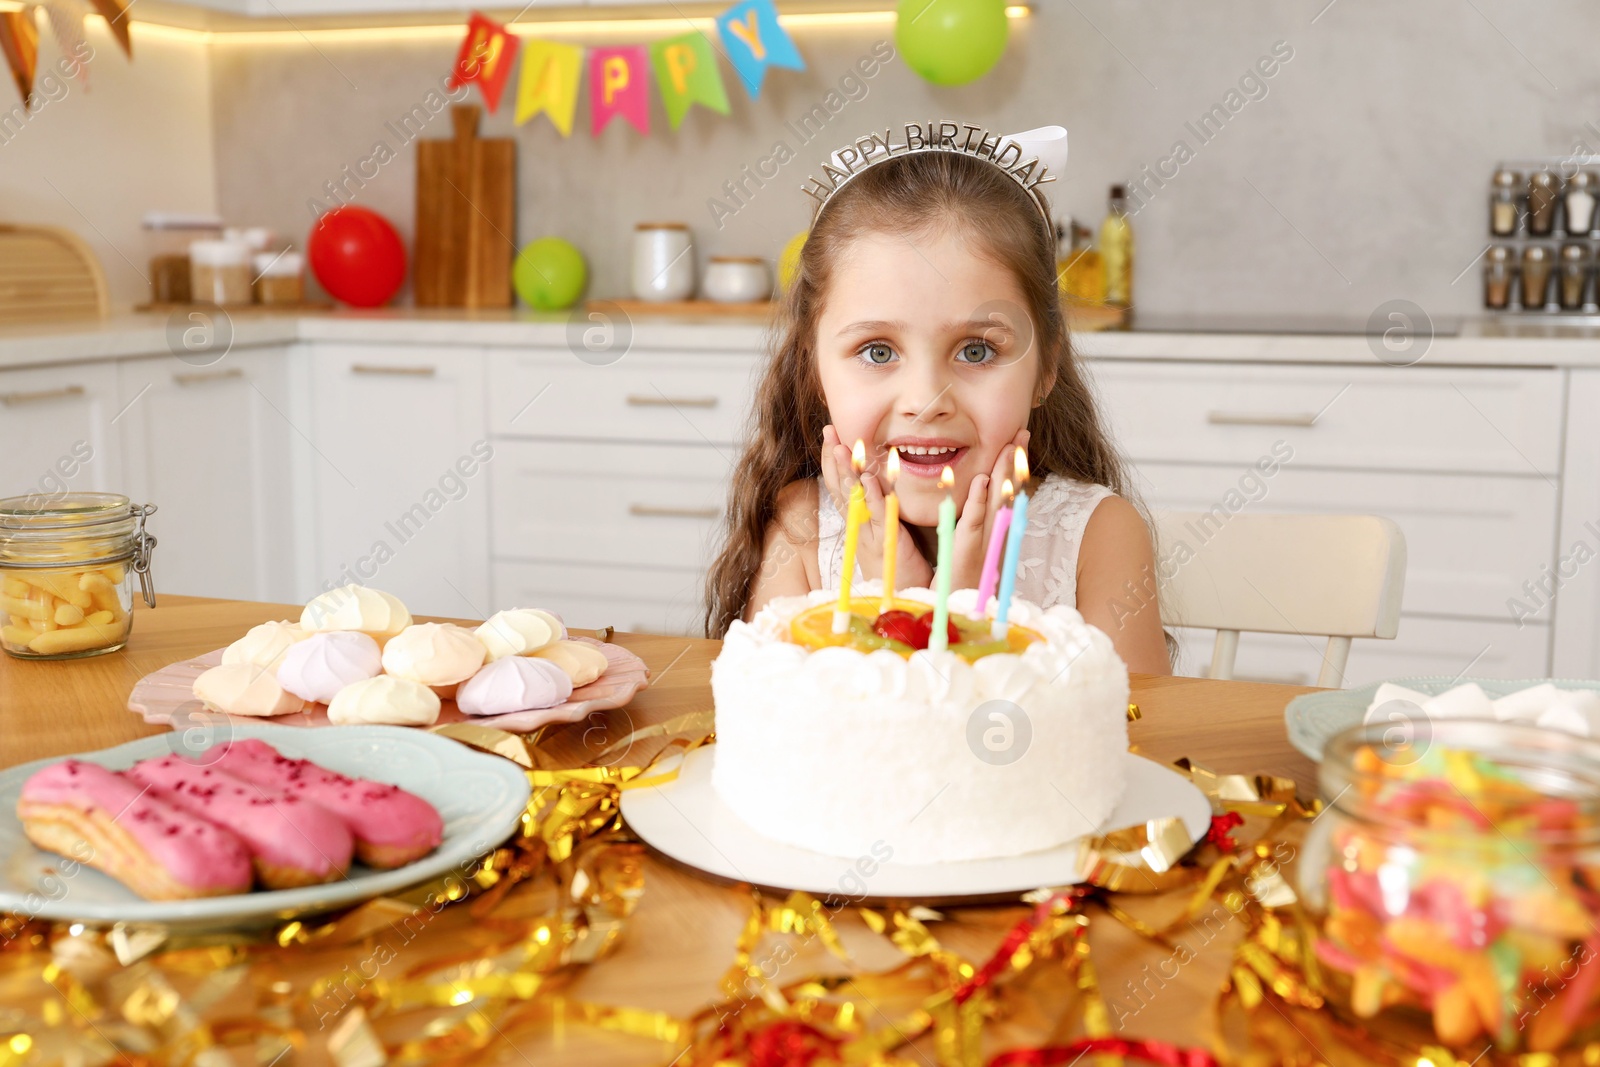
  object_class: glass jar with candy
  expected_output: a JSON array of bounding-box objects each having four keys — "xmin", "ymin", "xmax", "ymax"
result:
[
  {"xmin": 1301, "ymin": 718, "xmax": 1600, "ymax": 1057},
  {"xmin": 0, "ymin": 493, "xmax": 158, "ymax": 659}
]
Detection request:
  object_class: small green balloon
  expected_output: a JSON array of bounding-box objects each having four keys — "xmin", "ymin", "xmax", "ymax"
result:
[
  {"xmin": 514, "ymin": 238, "xmax": 587, "ymax": 311},
  {"xmin": 896, "ymin": 0, "xmax": 1009, "ymax": 87}
]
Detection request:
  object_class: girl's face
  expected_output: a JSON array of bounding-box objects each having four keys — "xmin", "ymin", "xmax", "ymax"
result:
[{"xmin": 814, "ymin": 227, "xmax": 1047, "ymax": 526}]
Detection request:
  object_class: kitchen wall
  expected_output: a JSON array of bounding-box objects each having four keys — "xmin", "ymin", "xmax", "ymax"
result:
[
  {"xmin": 51, "ymin": 0, "xmax": 1600, "ymax": 320},
  {"xmin": 3, "ymin": 22, "xmax": 218, "ymax": 309}
]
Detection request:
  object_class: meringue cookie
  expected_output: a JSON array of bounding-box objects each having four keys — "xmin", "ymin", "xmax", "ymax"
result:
[
  {"xmin": 193, "ymin": 662, "xmax": 307, "ymax": 718},
  {"xmin": 277, "ymin": 631, "xmax": 383, "ymax": 704},
  {"xmin": 300, "ymin": 584, "xmax": 412, "ymax": 642},
  {"xmin": 222, "ymin": 620, "xmax": 311, "ymax": 671},
  {"xmin": 456, "ymin": 656, "xmax": 573, "ymax": 717},
  {"xmin": 381, "ymin": 622, "xmax": 486, "ymax": 691},
  {"xmin": 532, "ymin": 640, "xmax": 609, "ymax": 686},
  {"xmin": 326, "ymin": 675, "xmax": 441, "ymax": 726},
  {"xmin": 476, "ymin": 608, "xmax": 565, "ymax": 661}
]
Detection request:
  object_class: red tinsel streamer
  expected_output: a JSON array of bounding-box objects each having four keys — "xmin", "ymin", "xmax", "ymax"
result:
[
  {"xmin": 735, "ymin": 1020, "xmax": 843, "ymax": 1067},
  {"xmin": 954, "ymin": 888, "xmax": 1088, "ymax": 1005},
  {"xmin": 988, "ymin": 1037, "xmax": 1220, "ymax": 1067},
  {"xmin": 1204, "ymin": 812, "xmax": 1245, "ymax": 852}
]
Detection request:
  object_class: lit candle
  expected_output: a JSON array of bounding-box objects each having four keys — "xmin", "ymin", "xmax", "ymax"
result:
[
  {"xmin": 880, "ymin": 449, "xmax": 900, "ymax": 613},
  {"xmin": 993, "ymin": 448, "xmax": 1030, "ymax": 638},
  {"xmin": 929, "ymin": 466, "xmax": 956, "ymax": 653},
  {"xmin": 834, "ymin": 439, "xmax": 869, "ymax": 634},
  {"xmin": 975, "ymin": 478, "xmax": 1015, "ymax": 612}
]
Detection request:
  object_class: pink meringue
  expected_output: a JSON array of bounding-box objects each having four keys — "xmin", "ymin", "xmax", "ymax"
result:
[
  {"xmin": 276, "ymin": 631, "xmax": 383, "ymax": 704},
  {"xmin": 455, "ymin": 656, "xmax": 574, "ymax": 717}
]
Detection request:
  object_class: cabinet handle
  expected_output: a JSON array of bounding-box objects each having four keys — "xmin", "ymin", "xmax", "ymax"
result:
[
  {"xmin": 628, "ymin": 504, "xmax": 719, "ymax": 520},
  {"xmin": 352, "ymin": 364, "xmax": 437, "ymax": 377},
  {"xmin": 625, "ymin": 394, "xmax": 718, "ymax": 408},
  {"xmin": 0, "ymin": 384, "xmax": 85, "ymax": 406},
  {"xmin": 173, "ymin": 368, "xmax": 244, "ymax": 386},
  {"xmin": 1205, "ymin": 410, "xmax": 1318, "ymax": 427}
]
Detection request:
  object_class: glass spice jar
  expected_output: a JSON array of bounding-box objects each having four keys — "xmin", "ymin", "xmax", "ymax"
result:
[
  {"xmin": 1490, "ymin": 169, "xmax": 1521, "ymax": 236},
  {"xmin": 1560, "ymin": 243, "xmax": 1591, "ymax": 310},
  {"xmin": 1483, "ymin": 245, "xmax": 1513, "ymax": 310},
  {"xmin": 0, "ymin": 494, "xmax": 157, "ymax": 660},
  {"xmin": 1301, "ymin": 719, "xmax": 1600, "ymax": 1057},
  {"xmin": 1565, "ymin": 171, "xmax": 1598, "ymax": 237},
  {"xmin": 1528, "ymin": 171, "xmax": 1560, "ymax": 236},
  {"xmin": 1521, "ymin": 245, "xmax": 1554, "ymax": 309}
]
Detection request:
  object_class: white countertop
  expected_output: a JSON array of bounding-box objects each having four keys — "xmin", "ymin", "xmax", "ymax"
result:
[{"xmin": 5, "ymin": 308, "xmax": 1600, "ymax": 371}]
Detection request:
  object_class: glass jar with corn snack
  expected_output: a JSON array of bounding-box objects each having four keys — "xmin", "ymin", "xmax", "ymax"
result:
[
  {"xmin": 1302, "ymin": 719, "xmax": 1600, "ymax": 1058},
  {"xmin": 0, "ymin": 494, "xmax": 157, "ymax": 660}
]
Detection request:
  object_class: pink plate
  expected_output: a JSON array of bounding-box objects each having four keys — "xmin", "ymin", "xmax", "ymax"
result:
[{"xmin": 128, "ymin": 637, "xmax": 650, "ymax": 734}]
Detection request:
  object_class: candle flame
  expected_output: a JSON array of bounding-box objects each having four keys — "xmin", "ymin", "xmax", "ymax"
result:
[
  {"xmin": 1001, "ymin": 478, "xmax": 1014, "ymax": 504},
  {"xmin": 939, "ymin": 466, "xmax": 954, "ymax": 490},
  {"xmin": 1013, "ymin": 447, "xmax": 1030, "ymax": 488},
  {"xmin": 885, "ymin": 448, "xmax": 900, "ymax": 486},
  {"xmin": 851, "ymin": 439, "xmax": 866, "ymax": 475}
]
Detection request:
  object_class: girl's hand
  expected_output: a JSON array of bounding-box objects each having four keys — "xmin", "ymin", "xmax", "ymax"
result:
[
  {"xmin": 820, "ymin": 425, "xmax": 934, "ymax": 590},
  {"xmin": 949, "ymin": 430, "xmax": 1030, "ymax": 592}
]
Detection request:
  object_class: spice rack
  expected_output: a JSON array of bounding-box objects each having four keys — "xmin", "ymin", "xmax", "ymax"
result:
[{"xmin": 1484, "ymin": 156, "xmax": 1600, "ymax": 314}]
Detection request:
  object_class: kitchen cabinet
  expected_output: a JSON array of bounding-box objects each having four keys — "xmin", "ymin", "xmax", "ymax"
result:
[
  {"xmin": 1553, "ymin": 369, "xmax": 1600, "ymax": 678},
  {"xmin": 301, "ymin": 344, "xmax": 491, "ymax": 619},
  {"xmin": 116, "ymin": 349, "xmax": 296, "ymax": 601},
  {"xmin": 486, "ymin": 348, "xmax": 758, "ymax": 636},
  {"xmin": 0, "ymin": 361, "xmax": 124, "ymax": 501},
  {"xmin": 1094, "ymin": 359, "xmax": 1569, "ymax": 684}
]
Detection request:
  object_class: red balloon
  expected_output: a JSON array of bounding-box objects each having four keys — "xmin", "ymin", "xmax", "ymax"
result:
[{"xmin": 307, "ymin": 206, "xmax": 407, "ymax": 308}]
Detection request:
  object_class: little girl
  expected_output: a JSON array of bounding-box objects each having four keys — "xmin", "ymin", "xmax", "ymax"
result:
[{"xmin": 703, "ymin": 133, "xmax": 1170, "ymax": 674}]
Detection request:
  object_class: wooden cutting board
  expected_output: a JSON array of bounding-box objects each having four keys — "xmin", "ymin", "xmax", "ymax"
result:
[{"xmin": 415, "ymin": 105, "xmax": 515, "ymax": 308}]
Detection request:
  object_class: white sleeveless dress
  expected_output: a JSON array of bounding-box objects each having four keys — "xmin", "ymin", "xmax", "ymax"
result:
[{"xmin": 816, "ymin": 473, "xmax": 1116, "ymax": 610}]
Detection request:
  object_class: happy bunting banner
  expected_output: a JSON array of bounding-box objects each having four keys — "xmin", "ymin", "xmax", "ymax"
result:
[
  {"xmin": 590, "ymin": 45, "xmax": 651, "ymax": 137},
  {"xmin": 450, "ymin": 12, "xmax": 519, "ymax": 114},
  {"xmin": 650, "ymin": 32, "xmax": 730, "ymax": 130},
  {"xmin": 515, "ymin": 38, "xmax": 582, "ymax": 136},
  {"xmin": 454, "ymin": 0, "xmax": 811, "ymax": 140},
  {"xmin": 716, "ymin": 0, "xmax": 805, "ymax": 100}
]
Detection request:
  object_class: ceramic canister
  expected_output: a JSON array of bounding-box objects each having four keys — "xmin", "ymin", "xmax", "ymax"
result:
[{"xmin": 632, "ymin": 223, "xmax": 695, "ymax": 302}]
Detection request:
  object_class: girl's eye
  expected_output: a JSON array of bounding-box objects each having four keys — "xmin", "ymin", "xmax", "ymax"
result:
[
  {"xmin": 956, "ymin": 340, "xmax": 997, "ymax": 365},
  {"xmin": 858, "ymin": 343, "xmax": 896, "ymax": 366}
]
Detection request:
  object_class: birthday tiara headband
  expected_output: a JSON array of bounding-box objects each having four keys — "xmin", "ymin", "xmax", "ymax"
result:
[{"xmin": 802, "ymin": 121, "xmax": 1070, "ymax": 226}]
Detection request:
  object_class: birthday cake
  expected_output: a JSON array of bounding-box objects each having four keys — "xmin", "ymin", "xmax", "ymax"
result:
[{"xmin": 710, "ymin": 584, "xmax": 1130, "ymax": 864}]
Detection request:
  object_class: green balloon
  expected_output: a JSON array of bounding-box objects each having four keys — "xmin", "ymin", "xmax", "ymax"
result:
[
  {"xmin": 514, "ymin": 238, "xmax": 587, "ymax": 311},
  {"xmin": 896, "ymin": 0, "xmax": 1009, "ymax": 87}
]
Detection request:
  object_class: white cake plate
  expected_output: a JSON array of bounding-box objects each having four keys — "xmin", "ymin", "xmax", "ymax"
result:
[{"xmin": 619, "ymin": 747, "xmax": 1211, "ymax": 904}]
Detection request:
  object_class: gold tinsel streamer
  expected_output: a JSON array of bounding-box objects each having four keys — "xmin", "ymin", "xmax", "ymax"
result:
[{"xmin": 15, "ymin": 711, "xmax": 1581, "ymax": 1066}]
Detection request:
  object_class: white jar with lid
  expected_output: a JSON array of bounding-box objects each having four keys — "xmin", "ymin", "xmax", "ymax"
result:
[
  {"xmin": 632, "ymin": 223, "xmax": 695, "ymax": 302},
  {"xmin": 190, "ymin": 239, "xmax": 254, "ymax": 306},
  {"xmin": 702, "ymin": 256, "xmax": 772, "ymax": 303}
]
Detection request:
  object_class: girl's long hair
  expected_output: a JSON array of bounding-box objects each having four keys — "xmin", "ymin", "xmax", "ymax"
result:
[{"xmin": 703, "ymin": 149, "xmax": 1149, "ymax": 640}]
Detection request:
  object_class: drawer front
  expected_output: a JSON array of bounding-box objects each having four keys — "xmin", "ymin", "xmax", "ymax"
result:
[
  {"xmin": 493, "ymin": 561, "xmax": 704, "ymax": 636},
  {"xmin": 0, "ymin": 361, "xmax": 123, "ymax": 495},
  {"xmin": 491, "ymin": 439, "xmax": 733, "ymax": 570},
  {"xmin": 488, "ymin": 349, "xmax": 759, "ymax": 444},
  {"xmin": 1135, "ymin": 463, "xmax": 1558, "ymax": 621},
  {"xmin": 1172, "ymin": 616, "xmax": 1551, "ymax": 688},
  {"xmin": 1091, "ymin": 362, "xmax": 1563, "ymax": 474}
]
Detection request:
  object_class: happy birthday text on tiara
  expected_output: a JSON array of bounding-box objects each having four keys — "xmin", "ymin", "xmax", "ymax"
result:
[{"xmin": 801, "ymin": 121, "xmax": 1057, "ymax": 213}]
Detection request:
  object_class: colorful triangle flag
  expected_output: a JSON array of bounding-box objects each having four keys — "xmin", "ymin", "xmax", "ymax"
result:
[
  {"xmin": 449, "ymin": 12, "xmax": 519, "ymax": 115},
  {"xmin": 716, "ymin": 0, "xmax": 804, "ymax": 100},
  {"xmin": 649, "ymin": 32, "xmax": 730, "ymax": 130},
  {"xmin": 515, "ymin": 39, "xmax": 583, "ymax": 135},
  {"xmin": 589, "ymin": 45, "xmax": 651, "ymax": 136}
]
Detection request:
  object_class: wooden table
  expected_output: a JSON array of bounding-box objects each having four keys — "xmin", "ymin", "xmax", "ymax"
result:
[{"xmin": 1, "ymin": 595, "xmax": 1322, "ymax": 1064}]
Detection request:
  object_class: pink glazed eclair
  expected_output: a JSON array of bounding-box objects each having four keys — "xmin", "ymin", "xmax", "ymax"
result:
[
  {"xmin": 206, "ymin": 739, "xmax": 443, "ymax": 868},
  {"xmin": 127, "ymin": 755, "xmax": 354, "ymax": 889},
  {"xmin": 18, "ymin": 759, "xmax": 253, "ymax": 900}
]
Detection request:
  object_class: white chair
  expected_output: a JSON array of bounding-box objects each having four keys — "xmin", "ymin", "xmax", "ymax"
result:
[{"xmin": 1153, "ymin": 511, "xmax": 1406, "ymax": 689}]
